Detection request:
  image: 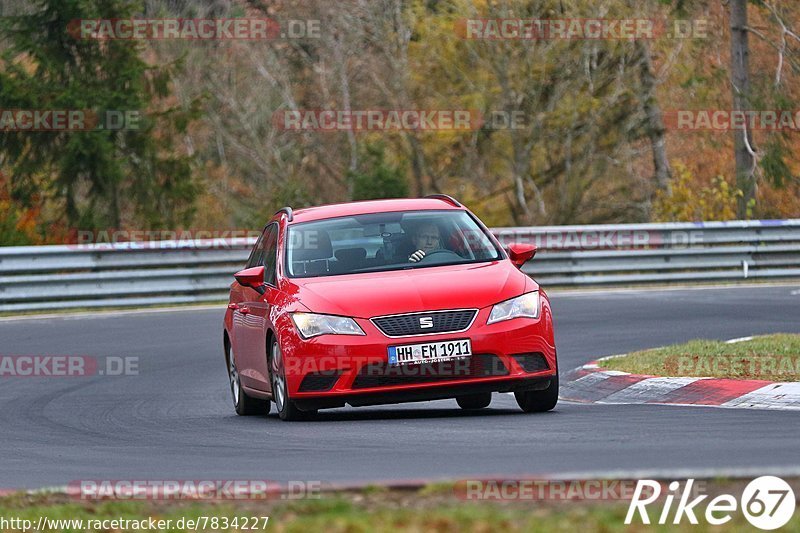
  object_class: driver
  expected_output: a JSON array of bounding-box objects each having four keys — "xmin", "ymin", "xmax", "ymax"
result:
[{"xmin": 408, "ymin": 222, "xmax": 442, "ymax": 262}]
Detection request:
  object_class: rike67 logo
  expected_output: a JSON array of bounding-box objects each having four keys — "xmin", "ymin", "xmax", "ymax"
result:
[{"xmin": 626, "ymin": 476, "xmax": 796, "ymax": 530}]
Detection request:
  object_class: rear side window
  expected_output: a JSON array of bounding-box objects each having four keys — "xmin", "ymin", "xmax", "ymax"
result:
[
  {"xmin": 262, "ymin": 225, "xmax": 278, "ymax": 285},
  {"xmin": 246, "ymin": 223, "xmax": 278, "ymax": 285},
  {"xmin": 245, "ymin": 231, "xmax": 266, "ymax": 269}
]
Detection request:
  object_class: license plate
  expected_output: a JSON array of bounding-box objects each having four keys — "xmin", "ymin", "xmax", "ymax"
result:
[{"xmin": 388, "ymin": 339, "xmax": 472, "ymax": 366}]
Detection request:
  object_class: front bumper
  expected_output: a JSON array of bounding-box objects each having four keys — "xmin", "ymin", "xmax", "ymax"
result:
[
  {"xmin": 279, "ymin": 306, "xmax": 557, "ymax": 409},
  {"xmin": 294, "ymin": 375, "xmax": 555, "ymax": 410}
]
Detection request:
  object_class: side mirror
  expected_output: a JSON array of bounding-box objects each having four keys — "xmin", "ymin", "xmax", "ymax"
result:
[
  {"xmin": 234, "ymin": 266, "xmax": 266, "ymax": 293},
  {"xmin": 507, "ymin": 243, "xmax": 537, "ymax": 269}
]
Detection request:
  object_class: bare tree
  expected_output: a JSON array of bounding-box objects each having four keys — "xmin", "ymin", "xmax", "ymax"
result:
[
  {"xmin": 729, "ymin": 0, "xmax": 756, "ymax": 218},
  {"xmin": 636, "ymin": 39, "xmax": 672, "ymax": 194}
]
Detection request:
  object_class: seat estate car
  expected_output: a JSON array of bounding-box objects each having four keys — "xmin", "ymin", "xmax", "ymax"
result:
[{"xmin": 223, "ymin": 195, "xmax": 558, "ymax": 420}]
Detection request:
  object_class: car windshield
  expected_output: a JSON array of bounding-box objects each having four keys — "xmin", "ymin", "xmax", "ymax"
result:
[{"xmin": 285, "ymin": 210, "xmax": 502, "ymax": 278}]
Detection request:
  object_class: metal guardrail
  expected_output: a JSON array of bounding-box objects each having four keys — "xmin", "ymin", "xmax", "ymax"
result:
[{"xmin": 1, "ymin": 220, "xmax": 799, "ymax": 312}]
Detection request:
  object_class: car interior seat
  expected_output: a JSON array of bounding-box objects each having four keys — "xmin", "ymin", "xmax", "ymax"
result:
[
  {"xmin": 291, "ymin": 229, "xmax": 333, "ymax": 275},
  {"xmin": 332, "ymin": 247, "xmax": 367, "ymax": 273}
]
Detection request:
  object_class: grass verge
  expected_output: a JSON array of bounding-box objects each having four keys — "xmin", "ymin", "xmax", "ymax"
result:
[
  {"xmin": 598, "ymin": 333, "xmax": 800, "ymax": 381},
  {"xmin": 1, "ymin": 481, "xmax": 799, "ymax": 532}
]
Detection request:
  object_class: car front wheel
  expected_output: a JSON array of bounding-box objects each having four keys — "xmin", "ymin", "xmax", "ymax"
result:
[
  {"xmin": 270, "ymin": 340, "xmax": 315, "ymax": 421},
  {"xmin": 514, "ymin": 374, "xmax": 559, "ymax": 413}
]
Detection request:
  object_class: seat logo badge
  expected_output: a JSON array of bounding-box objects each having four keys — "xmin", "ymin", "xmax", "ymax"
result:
[{"xmin": 419, "ymin": 317, "xmax": 434, "ymax": 329}]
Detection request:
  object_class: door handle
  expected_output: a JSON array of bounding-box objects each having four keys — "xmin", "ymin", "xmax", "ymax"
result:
[
  {"xmin": 239, "ymin": 306, "xmax": 251, "ymax": 315},
  {"xmin": 228, "ymin": 303, "xmax": 239, "ymax": 310}
]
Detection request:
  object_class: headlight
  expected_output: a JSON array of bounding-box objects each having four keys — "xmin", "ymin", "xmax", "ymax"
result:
[
  {"xmin": 487, "ymin": 291, "xmax": 540, "ymax": 324},
  {"xmin": 291, "ymin": 313, "xmax": 366, "ymax": 339}
]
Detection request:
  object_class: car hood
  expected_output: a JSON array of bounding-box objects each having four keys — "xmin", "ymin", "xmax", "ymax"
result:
[{"xmin": 284, "ymin": 261, "xmax": 532, "ymax": 318}]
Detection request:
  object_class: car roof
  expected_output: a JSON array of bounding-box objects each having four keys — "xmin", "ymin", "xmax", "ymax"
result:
[{"xmin": 286, "ymin": 198, "xmax": 463, "ymax": 224}]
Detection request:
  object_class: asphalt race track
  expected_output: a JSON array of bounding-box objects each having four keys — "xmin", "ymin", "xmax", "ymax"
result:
[{"xmin": 1, "ymin": 284, "xmax": 799, "ymax": 489}]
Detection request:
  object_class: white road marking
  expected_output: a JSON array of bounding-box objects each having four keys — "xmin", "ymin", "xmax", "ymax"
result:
[
  {"xmin": 725, "ymin": 336, "xmax": 754, "ymax": 344},
  {"xmin": 600, "ymin": 377, "xmax": 700, "ymax": 404},
  {"xmin": 561, "ymin": 364, "xmax": 800, "ymax": 411},
  {"xmin": 722, "ymin": 383, "xmax": 800, "ymax": 410}
]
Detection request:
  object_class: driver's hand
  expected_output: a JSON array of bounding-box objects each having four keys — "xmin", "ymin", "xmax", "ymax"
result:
[{"xmin": 409, "ymin": 250, "xmax": 426, "ymax": 262}]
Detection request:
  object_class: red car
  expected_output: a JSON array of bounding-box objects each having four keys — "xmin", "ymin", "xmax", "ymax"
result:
[{"xmin": 223, "ymin": 196, "xmax": 558, "ymax": 420}]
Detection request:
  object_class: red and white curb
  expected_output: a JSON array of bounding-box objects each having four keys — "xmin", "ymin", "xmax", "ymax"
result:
[{"xmin": 561, "ymin": 359, "xmax": 800, "ymax": 411}]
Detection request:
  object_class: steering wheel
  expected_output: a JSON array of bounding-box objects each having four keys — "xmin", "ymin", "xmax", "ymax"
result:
[{"xmin": 418, "ymin": 249, "xmax": 463, "ymax": 263}]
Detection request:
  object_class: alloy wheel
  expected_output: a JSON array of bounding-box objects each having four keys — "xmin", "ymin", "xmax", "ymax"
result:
[{"xmin": 271, "ymin": 341, "xmax": 286, "ymax": 412}]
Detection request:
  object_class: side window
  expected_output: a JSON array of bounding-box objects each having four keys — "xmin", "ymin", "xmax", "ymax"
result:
[
  {"xmin": 262, "ymin": 224, "xmax": 279, "ymax": 285},
  {"xmin": 245, "ymin": 230, "xmax": 266, "ymax": 269}
]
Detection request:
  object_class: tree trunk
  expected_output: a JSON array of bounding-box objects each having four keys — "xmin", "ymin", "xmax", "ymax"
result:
[
  {"xmin": 636, "ymin": 40, "xmax": 672, "ymax": 195},
  {"xmin": 730, "ymin": 0, "xmax": 756, "ymax": 218},
  {"xmin": 332, "ymin": 33, "xmax": 358, "ymax": 199},
  {"xmin": 406, "ymin": 133, "xmax": 430, "ymax": 195}
]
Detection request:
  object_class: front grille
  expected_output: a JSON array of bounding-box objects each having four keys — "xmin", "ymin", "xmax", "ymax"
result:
[
  {"xmin": 372, "ymin": 310, "xmax": 477, "ymax": 337},
  {"xmin": 512, "ymin": 353, "xmax": 550, "ymax": 373},
  {"xmin": 351, "ymin": 354, "xmax": 508, "ymax": 389},
  {"xmin": 298, "ymin": 371, "xmax": 340, "ymax": 392}
]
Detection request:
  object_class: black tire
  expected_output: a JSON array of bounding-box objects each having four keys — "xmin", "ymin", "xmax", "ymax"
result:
[
  {"xmin": 456, "ymin": 392, "xmax": 492, "ymax": 410},
  {"xmin": 269, "ymin": 339, "xmax": 313, "ymax": 421},
  {"xmin": 514, "ymin": 374, "xmax": 559, "ymax": 413},
  {"xmin": 227, "ymin": 344, "xmax": 269, "ymax": 416}
]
